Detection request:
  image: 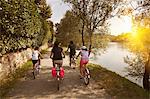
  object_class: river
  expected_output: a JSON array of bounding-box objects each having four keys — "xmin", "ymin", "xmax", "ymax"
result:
[{"xmin": 90, "ymin": 42, "xmax": 143, "ymax": 87}]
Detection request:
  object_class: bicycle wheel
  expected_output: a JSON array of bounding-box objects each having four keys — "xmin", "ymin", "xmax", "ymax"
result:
[
  {"xmin": 57, "ymin": 77, "xmax": 60, "ymax": 91},
  {"xmin": 56, "ymin": 66, "xmax": 60, "ymax": 91},
  {"xmin": 32, "ymin": 70, "xmax": 36, "ymax": 79},
  {"xmin": 83, "ymin": 68, "xmax": 90, "ymax": 85}
]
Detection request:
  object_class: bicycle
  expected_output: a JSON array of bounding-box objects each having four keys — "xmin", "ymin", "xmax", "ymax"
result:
[
  {"xmin": 51, "ymin": 62, "xmax": 64, "ymax": 91},
  {"xmin": 32, "ymin": 60, "xmax": 40, "ymax": 79}
]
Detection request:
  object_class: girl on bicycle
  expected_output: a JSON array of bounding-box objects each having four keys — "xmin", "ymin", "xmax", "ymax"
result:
[
  {"xmin": 76, "ymin": 46, "xmax": 90, "ymax": 78},
  {"xmin": 32, "ymin": 47, "xmax": 42, "ymax": 70}
]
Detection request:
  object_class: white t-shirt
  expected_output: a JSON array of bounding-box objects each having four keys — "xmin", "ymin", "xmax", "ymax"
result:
[
  {"xmin": 32, "ymin": 50, "xmax": 39, "ymax": 60},
  {"xmin": 81, "ymin": 50, "xmax": 89, "ymax": 60}
]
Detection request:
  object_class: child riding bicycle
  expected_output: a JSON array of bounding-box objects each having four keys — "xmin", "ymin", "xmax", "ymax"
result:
[
  {"xmin": 32, "ymin": 47, "xmax": 42, "ymax": 70},
  {"xmin": 76, "ymin": 46, "xmax": 90, "ymax": 78}
]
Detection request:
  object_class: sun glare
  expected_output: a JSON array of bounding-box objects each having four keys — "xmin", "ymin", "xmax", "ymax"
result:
[{"xmin": 110, "ymin": 16, "xmax": 132, "ymax": 36}]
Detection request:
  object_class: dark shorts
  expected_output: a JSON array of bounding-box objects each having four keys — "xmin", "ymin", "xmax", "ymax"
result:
[{"xmin": 32, "ymin": 60, "xmax": 38, "ymax": 65}]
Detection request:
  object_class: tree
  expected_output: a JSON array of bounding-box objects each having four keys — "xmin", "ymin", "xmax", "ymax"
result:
[
  {"xmin": 122, "ymin": 0, "xmax": 150, "ymax": 91},
  {"xmin": 0, "ymin": 0, "xmax": 53, "ymax": 55},
  {"xmin": 56, "ymin": 11, "xmax": 84, "ymax": 46},
  {"xmin": 131, "ymin": 0, "xmax": 150, "ymax": 91},
  {"xmin": 64, "ymin": 0, "xmax": 122, "ymax": 50},
  {"xmin": 38, "ymin": 0, "xmax": 52, "ymax": 19}
]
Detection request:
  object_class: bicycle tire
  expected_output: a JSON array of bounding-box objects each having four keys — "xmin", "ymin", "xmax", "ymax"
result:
[
  {"xmin": 32, "ymin": 71, "xmax": 36, "ymax": 79},
  {"xmin": 84, "ymin": 68, "xmax": 90, "ymax": 85},
  {"xmin": 84, "ymin": 75, "xmax": 89, "ymax": 85},
  {"xmin": 57, "ymin": 77, "xmax": 60, "ymax": 91}
]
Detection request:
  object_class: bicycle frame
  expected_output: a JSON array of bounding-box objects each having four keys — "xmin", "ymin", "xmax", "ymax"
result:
[{"xmin": 82, "ymin": 65, "xmax": 90, "ymax": 85}]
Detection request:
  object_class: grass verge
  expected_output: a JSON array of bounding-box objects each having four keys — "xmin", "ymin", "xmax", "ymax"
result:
[
  {"xmin": 87, "ymin": 63, "xmax": 149, "ymax": 99},
  {"xmin": 0, "ymin": 61, "xmax": 32, "ymax": 98}
]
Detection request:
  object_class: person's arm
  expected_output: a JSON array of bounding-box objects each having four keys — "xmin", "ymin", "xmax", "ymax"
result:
[
  {"xmin": 61, "ymin": 48, "xmax": 65, "ymax": 58},
  {"xmin": 38, "ymin": 51, "xmax": 43, "ymax": 59},
  {"xmin": 62, "ymin": 51, "xmax": 65, "ymax": 58},
  {"xmin": 88, "ymin": 50, "xmax": 91, "ymax": 56},
  {"xmin": 66, "ymin": 45, "xmax": 70, "ymax": 52},
  {"xmin": 50, "ymin": 49, "xmax": 53, "ymax": 59},
  {"xmin": 76, "ymin": 51, "xmax": 81, "ymax": 59}
]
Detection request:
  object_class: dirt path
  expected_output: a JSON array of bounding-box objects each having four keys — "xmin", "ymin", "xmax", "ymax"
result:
[{"xmin": 6, "ymin": 50, "xmax": 110, "ymax": 99}]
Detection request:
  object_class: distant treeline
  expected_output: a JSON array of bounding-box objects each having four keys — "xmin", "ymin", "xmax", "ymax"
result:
[{"xmin": 109, "ymin": 33, "xmax": 132, "ymax": 42}]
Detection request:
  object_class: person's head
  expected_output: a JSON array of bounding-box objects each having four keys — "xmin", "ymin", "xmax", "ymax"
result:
[
  {"xmin": 35, "ymin": 47, "xmax": 39, "ymax": 50},
  {"xmin": 70, "ymin": 41, "xmax": 73, "ymax": 44},
  {"xmin": 54, "ymin": 41, "xmax": 60, "ymax": 47},
  {"xmin": 81, "ymin": 46, "xmax": 87, "ymax": 51}
]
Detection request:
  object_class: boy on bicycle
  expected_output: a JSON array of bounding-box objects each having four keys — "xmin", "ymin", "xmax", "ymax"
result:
[
  {"xmin": 67, "ymin": 41, "xmax": 76, "ymax": 67},
  {"xmin": 76, "ymin": 46, "xmax": 90, "ymax": 78}
]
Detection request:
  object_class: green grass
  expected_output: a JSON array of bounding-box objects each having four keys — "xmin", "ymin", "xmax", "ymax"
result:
[
  {"xmin": 87, "ymin": 64, "xmax": 149, "ymax": 99},
  {"xmin": 0, "ymin": 61, "xmax": 32, "ymax": 97}
]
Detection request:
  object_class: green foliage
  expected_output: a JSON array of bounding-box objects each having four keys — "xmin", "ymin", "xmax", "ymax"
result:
[
  {"xmin": 56, "ymin": 11, "xmax": 85, "ymax": 47},
  {"xmin": 56, "ymin": 10, "xmax": 109, "ymax": 49},
  {"xmin": 64, "ymin": 0, "xmax": 122, "ymax": 47},
  {"xmin": 110, "ymin": 33, "xmax": 132, "ymax": 42},
  {"xmin": 38, "ymin": 0, "xmax": 52, "ymax": 19},
  {"xmin": 0, "ymin": 0, "xmax": 53, "ymax": 55}
]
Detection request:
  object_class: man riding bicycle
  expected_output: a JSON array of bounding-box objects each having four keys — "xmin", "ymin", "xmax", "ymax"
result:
[
  {"xmin": 67, "ymin": 41, "xmax": 76, "ymax": 67},
  {"xmin": 76, "ymin": 46, "xmax": 90, "ymax": 78}
]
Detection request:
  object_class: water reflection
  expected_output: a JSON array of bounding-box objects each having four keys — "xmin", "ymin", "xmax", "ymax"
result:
[{"xmin": 90, "ymin": 42, "xmax": 143, "ymax": 87}]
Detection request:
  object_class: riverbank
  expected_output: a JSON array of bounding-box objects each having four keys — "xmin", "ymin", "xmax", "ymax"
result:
[
  {"xmin": 87, "ymin": 64, "xmax": 148, "ymax": 99},
  {"xmin": 2, "ymin": 53, "xmax": 148, "ymax": 98}
]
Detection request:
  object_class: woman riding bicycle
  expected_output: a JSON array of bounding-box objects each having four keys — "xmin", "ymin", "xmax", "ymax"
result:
[
  {"xmin": 50, "ymin": 41, "xmax": 65, "ymax": 67},
  {"xmin": 76, "ymin": 46, "xmax": 90, "ymax": 78}
]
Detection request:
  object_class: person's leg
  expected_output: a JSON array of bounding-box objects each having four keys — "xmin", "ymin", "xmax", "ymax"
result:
[
  {"xmin": 53, "ymin": 59, "xmax": 55, "ymax": 67},
  {"xmin": 32, "ymin": 60, "xmax": 36, "ymax": 70},
  {"xmin": 69, "ymin": 54, "xmax": 72, "ymax": 67},
  {"xmin": 80, "ymin": 60, "xmax": 84, "ymax": 78}
]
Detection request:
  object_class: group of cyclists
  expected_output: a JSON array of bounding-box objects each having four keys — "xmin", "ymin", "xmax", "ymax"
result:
[{"xmin": 31, "ymin": 40, "xmax": 90, "ymax": 79}]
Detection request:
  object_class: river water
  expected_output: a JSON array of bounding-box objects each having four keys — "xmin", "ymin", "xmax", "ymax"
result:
[{"xmin": 89, "ymin": 42, "xmax": 143, "ymax": 87}]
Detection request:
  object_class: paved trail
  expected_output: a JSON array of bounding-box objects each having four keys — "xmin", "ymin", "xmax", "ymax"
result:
[{"xmin": 6, "ymin": 50, "xmax": 109, "ymax": 99}]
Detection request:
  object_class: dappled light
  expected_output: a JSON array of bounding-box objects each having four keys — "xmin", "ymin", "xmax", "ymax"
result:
[{"xmin": 1, "ymin": 0, "xmax": 150, "ymax": 98}]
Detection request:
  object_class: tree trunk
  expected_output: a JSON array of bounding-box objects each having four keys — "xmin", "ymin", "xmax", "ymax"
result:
[
  {"xmin": 81, "ymin": 23, "xmax": 85, "ymax": 46},
  {"xmin": 143, "ymin": 52, "xmax": 150, "ymax": 91},
  {"xmin": 88, "ymin": 31, "xmax": 93, "ymax": 56}
]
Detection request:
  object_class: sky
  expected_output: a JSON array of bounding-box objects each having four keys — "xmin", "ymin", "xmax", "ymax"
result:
[
  {"xmin": 46, "ymin": 0, "xmax": 133, "ymax": 36},
  {"xmin": 109, "ymin": 16, "xmax": 132, "ymax": 35},
  {"xmin": 46, "ymin": 0, "xmax": 70, "ymax": 24}
]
